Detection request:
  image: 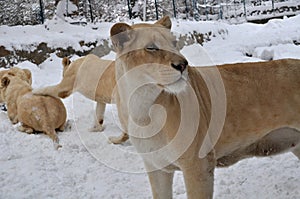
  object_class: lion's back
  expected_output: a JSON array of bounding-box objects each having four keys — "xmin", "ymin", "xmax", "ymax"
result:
[{"xmin": 18, "ymin": 93, "xmax": 66, "ymax": 131}]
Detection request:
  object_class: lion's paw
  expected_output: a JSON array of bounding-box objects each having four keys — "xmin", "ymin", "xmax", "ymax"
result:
[
  {"xmin": 88, "ymin": 125, "xmax": 104, "ymax": 132},
  {"xmin": 108, "ymin": 133, "xmax": 129, "ymax": 144}
]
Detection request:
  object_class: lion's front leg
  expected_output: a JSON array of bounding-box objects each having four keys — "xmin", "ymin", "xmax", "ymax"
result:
[
  {"xmin": 89, "ymin": 101, "xmax": 106, "ymax": 132},
  {"xmin": 33, "ymin": 85, "xmax": 59, "ymax": 97},
  {"xmin": 18, "ymin": 124, "xmax": 34, "ymax": 134},
  {"xmin": 33, "ymin": 79, "xmax": 72, "ymax": 99},
  {"xmin": 108, "ymin": 101, "xmax": 129, "ymax": 144},
  {"xmin": 9, "ymin": 114, "xmax": 18, "ymax": 124},
  {"xmin": 7, "ymin": 103, "xmax": 18, "ymax": 124},
  {"xmin": 146, "ymin": 167, "xmax": 174, "ymax": 199},
  {"xmin": 181, "ymin": 152, "xmax": 215, "ymax": 199},
  {"xmin": 108, "ymin": 132, "xmax": 129, "ymax": 144}
]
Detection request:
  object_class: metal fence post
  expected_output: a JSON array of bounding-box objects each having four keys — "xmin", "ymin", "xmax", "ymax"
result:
[
  {"xmin": 88, "ymin": 0, "xmax": 94, "ymax": 22},
  {"xmin": 172, "ymin": 0, "xmax": 176, "ymax": 18},
  {"xmin": 66, "ymin": 0, "xmax": 69, "ymax": 17},
  {"xmin": 127, "ymin": 0, "xmax": 132, "ymax": 19},
  {"xmin": 192, "ymin": 0, "xmax": 199, "ymax": 21},
  {"xmin": 204, "ymin": 0, "xmax": 208, "ymax": 20},
  {"xmin": 219, "ymin": 0, "xmax": 223, "ymax": 20},
  {"xmin": 39, "ymin": 0, "xmax": 44, "ymax": 24},
  {"xmin": 154, "ymin": 0, "xmax": 158, "ymax": 20},
  {"xmin": 143, "ymin": 0, "xmax": 147, "ymax": 21},
  {"xmin": 184, "ymin": 0, "xmax": 188, "ymax": 19},
  {"xmin": 243, "ymin": 0, "xmax": 247, "ymax": 19}
]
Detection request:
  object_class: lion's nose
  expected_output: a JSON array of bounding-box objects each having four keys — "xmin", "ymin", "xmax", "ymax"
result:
[{"xmin": 171, "ymin": 60, "xmax": 188, "ymax": 73}]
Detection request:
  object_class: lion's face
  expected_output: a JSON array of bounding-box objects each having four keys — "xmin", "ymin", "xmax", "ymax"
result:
[
  {"xmin": 110, "ymin": 16, "xmax": 188, "ymax": 93},
  {"xmin": 0, "ymin": 67, "xmax": 32, "ymax": 103}
]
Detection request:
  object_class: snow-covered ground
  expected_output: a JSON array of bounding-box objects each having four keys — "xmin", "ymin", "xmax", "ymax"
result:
[{"xmin": 1, "ymin": 15, "xmax": 300, "ymax": 199}]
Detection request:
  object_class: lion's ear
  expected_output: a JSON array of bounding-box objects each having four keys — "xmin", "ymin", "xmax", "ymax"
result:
[
  {"xmin": 23, "ymin": 69, "xmax": 32, "ymax": 85},
  {"xmin": 62, "ymin": 57, "xmax": 71, "ymax": 71},
  {"xmin": 110, "ymin": 23, "xmax": 132, "ymax": 51},
  {"xmin": 62, "ymin": 57, "xmax": 71, "ymax": 77},
  {"xmin": 62, "ymin": 57, "xmax": 71, "ymax": 68},
  {"xmin": 7, "ymin": 72, "xmax": 15, "ymax": 76},
  {"xmin": 1, "ymin": 76, "xmax": 10, "ymax": 88},
  {"xmin": 155, "ymin": 16, "xmax": 172, "ymax": 29}
]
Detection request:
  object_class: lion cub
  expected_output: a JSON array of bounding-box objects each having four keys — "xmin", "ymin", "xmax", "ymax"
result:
[{"xmin": 0, "ymin": 72, "xmax": 67, "ymax": 149}]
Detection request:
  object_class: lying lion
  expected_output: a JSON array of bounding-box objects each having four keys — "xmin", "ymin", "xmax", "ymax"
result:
[
  {"xmin": 0, "ymin": 72, "xmax": 67, "ymax": 149},
  {"xmin": 33, "ymin": 54, "xmax": 128, "ymax": 144},
  {"xmin": 110, "ymin": 16, "xmax": 300, "ymax": 198}
]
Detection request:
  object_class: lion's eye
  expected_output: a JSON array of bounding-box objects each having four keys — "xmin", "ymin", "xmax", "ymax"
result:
[{"xmin": 145, "ymin": 44, "xmax": 159, "ymax": 52}]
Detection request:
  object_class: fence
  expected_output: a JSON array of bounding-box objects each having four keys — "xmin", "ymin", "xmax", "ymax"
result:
[{"xmin": 0, "ymin": 0, "xmax": 300, "ymax": 26}]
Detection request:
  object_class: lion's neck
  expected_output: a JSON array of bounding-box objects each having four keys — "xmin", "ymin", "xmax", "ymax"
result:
[
  {"xmin": 116, "ymin": 60, "xmax": 164, "ymax": 124},
  {"xmin": 127, "ymin": 84, "xmax": 163, "ymax": 125}
]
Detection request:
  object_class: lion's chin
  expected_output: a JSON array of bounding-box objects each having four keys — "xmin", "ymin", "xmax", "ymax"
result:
[{"xmin": 164, "ymin": 78, "xmax": 187, "ymax": 94}]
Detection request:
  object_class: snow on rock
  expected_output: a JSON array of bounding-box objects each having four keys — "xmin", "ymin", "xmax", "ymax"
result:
[
  {"xmin": 0, "ymin": 18, "xmax": 112, "ymax": 53},
  {"xmin": 1, "ymin": 15, "xmax": 300, "ymax": 199},
  {"xmin": 253, "ymin": 43, "xmax": 300, "ymax": 60},
  {"xmin": 253, "ymin": 47, "xmax": 275, "ymax": 60}
]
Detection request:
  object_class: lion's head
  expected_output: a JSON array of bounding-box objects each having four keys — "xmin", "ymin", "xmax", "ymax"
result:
[
  {"xmin": 110, "ymin": 16, "xmax": 188, "ymax": 94},
  {"xmin": 0, "ymin": 67, "xmax": 32, "ymax": 103}
]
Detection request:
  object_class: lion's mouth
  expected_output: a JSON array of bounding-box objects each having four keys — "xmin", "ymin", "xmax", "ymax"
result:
[
  {"xmin": 161, "ymin": 71, "xmax": 188, "ymax": 94},
  {"xmin": 155, "ymin": 68, "xmax": 188, "ymax": 93}
]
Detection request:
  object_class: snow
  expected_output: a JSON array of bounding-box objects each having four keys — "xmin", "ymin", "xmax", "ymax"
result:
[
  {"xmin": 1, "ymin": 15, "xmax": 300, "ymax": 199},
  {"xmin": 0, "ymin": 18, "xmax": 112, "ymax": 52}
]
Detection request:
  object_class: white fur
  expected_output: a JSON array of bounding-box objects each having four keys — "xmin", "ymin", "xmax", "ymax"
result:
[{"xmin": 163, "ymin": 69, "xmax": 188, "ymax": 94}]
